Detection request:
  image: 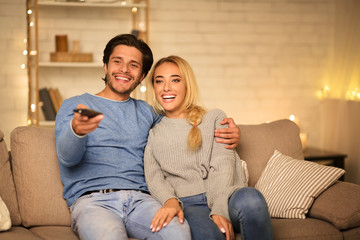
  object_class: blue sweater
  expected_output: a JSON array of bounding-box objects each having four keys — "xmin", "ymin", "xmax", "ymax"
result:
[{"xmin": 55, "ymin": 93, "xmax": 162, "ymax": 206}]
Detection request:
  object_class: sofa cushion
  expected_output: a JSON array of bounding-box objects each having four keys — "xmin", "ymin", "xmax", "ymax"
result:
[
  {"xmin": 0, "ymin": 226, "xmax": 42, "ymax": 240},
  {"xmin": 272, "ymin": 218, "xmax": 343, "ymax": 240},
  {"xmin": 309, "ymin": 181, "xmax": 360, "ymax": 230},
  {"xmin": 30, "ymin": 226, "xmax": 78, "ymax": 240},
  {"xmin": 342, "ymin": 227, "xmax": 360, "ymax": 240},
  {"xmin": 0, "ymin": 130, "xmax": 21, "ymax": 226},
  {"xmin": 236, "ymin": 119, "xmax": 304, "ymax": 187},
  {"xmin": 256, "ymin": 150, "xmax": 344, "ymax": 219},
  {"xmin": 10, "ymin": 126, "xmax": 71, "ymax": 227}
]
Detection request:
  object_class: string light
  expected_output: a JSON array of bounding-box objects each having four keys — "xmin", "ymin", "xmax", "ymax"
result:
[
  {"xmin": 346, "ymin": 87, "xmax": 360, "ymax": 101},
  {"xmin": 31, "ymin": 104, "xmax": 36, "ymax": 113},
  {"xmin": 140, "ymin": 85, "xmax": 146, "ymax": 93},
  {"xmin": 317, "ymin": 85, "xmax": 330, "ymax": 99}
]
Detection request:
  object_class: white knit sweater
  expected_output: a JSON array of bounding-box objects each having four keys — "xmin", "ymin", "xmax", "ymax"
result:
[{"xmin": 144, "ymin": 109, "xmax": 247, "ymax": 220}]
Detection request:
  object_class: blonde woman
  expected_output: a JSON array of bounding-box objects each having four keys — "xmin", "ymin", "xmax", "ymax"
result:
[{"xmin": 144, "ymin": 56, "xmax": 273, "ymax": 240}]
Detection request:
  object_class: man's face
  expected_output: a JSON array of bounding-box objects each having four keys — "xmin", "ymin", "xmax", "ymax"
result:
[{"xmin": 104, "ymin": 45, "xmax": 144, "ymax": 100}]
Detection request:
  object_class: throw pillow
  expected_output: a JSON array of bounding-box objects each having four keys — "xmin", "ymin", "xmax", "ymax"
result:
[
  {"xmin": 0, "ymin": 195, "xmax": 11, "ymax": 231},
  {"xmin": 255, "ymin": 150, "xmax": 345, "ymax": 219}
]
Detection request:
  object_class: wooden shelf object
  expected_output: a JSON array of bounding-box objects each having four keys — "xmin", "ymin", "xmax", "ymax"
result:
[{"xmin": 26, "ymin": 0, "xmax": 149, "ymax": 126}]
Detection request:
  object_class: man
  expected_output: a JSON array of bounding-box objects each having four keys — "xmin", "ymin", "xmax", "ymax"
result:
[{"xmin": 55, "ymin": 34, "xmax": 240, "ymax": 240}]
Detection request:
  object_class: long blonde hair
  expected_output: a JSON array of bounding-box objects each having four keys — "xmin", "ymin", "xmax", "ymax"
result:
[{"xmin": 148, "ymin": 55, "xmax": 206, "ymax": 150}]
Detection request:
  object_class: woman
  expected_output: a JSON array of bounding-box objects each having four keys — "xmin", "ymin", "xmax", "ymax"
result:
[{"xmin": 144, "ymin": 56, "xmax": 273, "ymax": 240}]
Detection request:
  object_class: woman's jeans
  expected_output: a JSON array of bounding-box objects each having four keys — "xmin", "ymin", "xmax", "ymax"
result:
[
  {"xmin": 70, "ymin": 190, "xmax": 191, "ymax": 240},
  {"xmin": 179, "ymin": 187, "xmax": 273, "ymax": 240}
]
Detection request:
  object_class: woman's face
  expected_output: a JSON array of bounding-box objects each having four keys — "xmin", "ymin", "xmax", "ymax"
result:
[{"xmin": 153, "ymin": 62, "xmax": 187, "ymax": 118}]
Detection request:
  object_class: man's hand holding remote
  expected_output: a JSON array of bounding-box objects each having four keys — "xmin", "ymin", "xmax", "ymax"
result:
[{"xmin": 72, "ymin": 104, "xmax": 104, "ymax": 136}]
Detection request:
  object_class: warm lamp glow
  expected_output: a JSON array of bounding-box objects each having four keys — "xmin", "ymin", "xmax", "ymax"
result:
[
  {"xmin": 318, "ymin": 85, "xmax": 330, "ymax": 99},
  {"xmin": 300, "ymin": 132, "xmax": 308, "ymax": 150}
]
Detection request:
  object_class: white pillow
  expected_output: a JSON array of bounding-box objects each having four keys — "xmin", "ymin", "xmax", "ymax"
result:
[
  {"xmin": 0, "ymin": 195, "xmax": 11, "ymax": 231},
  {"xmin": 255, "ymin": 150, "xmax": 345, "ymax": 219}
]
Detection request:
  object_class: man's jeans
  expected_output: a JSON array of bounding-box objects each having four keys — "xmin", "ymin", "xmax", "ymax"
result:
[
  {"xmin": 70, "ymin": 190, "xmax": 191, "ymax": 240},
  {"xmin": 179, "ymin": 187, "xmax": 273, "ymax": 240}
]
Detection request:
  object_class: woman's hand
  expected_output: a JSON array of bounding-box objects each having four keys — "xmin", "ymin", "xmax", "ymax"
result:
[
  {"xmin": 212, "ymin": 214, "xmax": 234, "ymax": 240},
  {"xmin": 150, "ymin": 198, "xmax": 184, "ymax": 232},
  {"xmin": 215, "ymin": 117, "xmax": 240, "ymax": 149}
]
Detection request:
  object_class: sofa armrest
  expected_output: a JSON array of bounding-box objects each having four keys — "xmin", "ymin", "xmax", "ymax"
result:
[{"xmin": 308, "ymin": 181, "xmax": 360, "ymax": 230}]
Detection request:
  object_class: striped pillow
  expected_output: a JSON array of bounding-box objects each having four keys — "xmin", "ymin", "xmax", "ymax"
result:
[
  {"xmin": 0, "ymin": 196, "xmax": 11, "ymax": 231},
  {"xmin": 255, "ymin": 150, "xmax": 345, "ymax": 219}
]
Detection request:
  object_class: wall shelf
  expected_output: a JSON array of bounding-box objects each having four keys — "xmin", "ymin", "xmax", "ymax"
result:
[
  {"xmin": 26, "ymin": 0, "xmax": 149, "ymax": 126},
  {"xmin": 38, "ymin": 1, "xmax": 147, "ymax": 8}
]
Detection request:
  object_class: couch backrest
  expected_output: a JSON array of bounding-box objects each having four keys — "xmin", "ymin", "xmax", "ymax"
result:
[
  {"xmin": 10, "ymin": 126, "xmax": 71, "ymax": 227},
  {"xmin": 0, "ymin": 130, "xmax": 21, "ymax": 225},
  {"xmin": 7, "ymin": 119, "xmax": 303, "ymax": 226},
  {"xmin": 236, "ymin": 119, "xmax": 304, "ymax": 187}
]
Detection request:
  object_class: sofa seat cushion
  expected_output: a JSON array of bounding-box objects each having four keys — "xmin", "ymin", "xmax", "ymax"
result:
[
  {"xmin": 272, "ymin": 218, "xmax": 343, "ymax": 240},
  {"xmin": 309, "ymin": 181, "xmax": 360, "ymax": 230},
  {"xmin": 30, "ymin": 226, "xmax": 78, "ymax": 240},
  {"xmin": 0, "ymin": 226, "xmax": 42, "ymax": 240},
  {"xmin": 0, "ymin": 131, "xmax": 21, "ymax": 226},
  {"xmin": 10, "ymin": 127, "xmax": 71, "ymax": 227},
  {"xmin": 342, "ymin": 227, "xmax": 360, "ymax": 240}
]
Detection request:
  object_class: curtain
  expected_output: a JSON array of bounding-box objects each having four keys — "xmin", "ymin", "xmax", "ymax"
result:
[{"xmin": 319, "ymin": 0, "xmax": 360, "ymax": 184}]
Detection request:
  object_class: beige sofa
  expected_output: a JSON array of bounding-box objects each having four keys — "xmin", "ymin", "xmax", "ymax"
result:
[{"xmin": 0, "ymin": 119, "xmax": 359, "ymax": 240}]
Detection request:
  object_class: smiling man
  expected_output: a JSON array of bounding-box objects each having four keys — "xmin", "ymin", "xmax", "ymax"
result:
[{"xmin": 55, "ymin": 34, "xmax": 240, "ymax": 240}]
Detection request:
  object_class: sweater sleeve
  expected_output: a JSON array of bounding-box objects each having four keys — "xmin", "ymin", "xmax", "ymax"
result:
[
  {"xmin": 206, "ymin": 110, "xmax": 244, "ymax": 221},
  {"xmin": 144, "ymin": 130, "xmax": 180, "ymax": 205},
  {"xmin": 55, "ymin": 98, "xmax": 87, "ymax": 167}
]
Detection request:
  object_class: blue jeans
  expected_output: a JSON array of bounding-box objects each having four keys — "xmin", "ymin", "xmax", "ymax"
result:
[
  {"xmin": 179, "ymin": 187, "xmax": 273, "ymax": 240},
  {"xmin": 70, "ymin": 190, "xmax": 191, "ymax": 240}
]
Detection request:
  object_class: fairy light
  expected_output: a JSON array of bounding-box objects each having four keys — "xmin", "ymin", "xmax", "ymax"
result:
[
  {"xmin": 121, "ymin": 1, "xmax": 127, "ymax": 6},
  {"xmin": 140, "ymin": 85, "xmax": 147, "ymax": 93},
  {"xmin": 289, "ymin": 115, "xmax": 300, "ymax": 126},
  {"xmin": 317, "ymin": 85, "xmax": 330, "ymax": 99},
  {"xmin": 346, "ymin": 87, "xmax": 360, "ymax": 101},
  {"xmin": 31, "ymin": 104, "xmax": 36, "ymax": 112},
  {"xmin": 23, "ymin": 50, "xmax": 28, "ymax": 55},
  {"xmin": 132, "ymin": 7, "xmax": 138, "ymax": 13}
]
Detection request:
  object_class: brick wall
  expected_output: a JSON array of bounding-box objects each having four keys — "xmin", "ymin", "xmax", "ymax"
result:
[
  {"xmin": 149, "ymin": 0, "xmax": 336, "ymax": 147},
  {"xmin": 0, "ymin": 0, "xmax": 27, "ymax": 145},
  {"xmin": 0, "ymin": 0, "xmax": 336, "ymax": 148}
]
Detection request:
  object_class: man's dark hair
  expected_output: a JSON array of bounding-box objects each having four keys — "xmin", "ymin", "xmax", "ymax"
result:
[{"xmin": 102, "ymin": 34, "xmax": 153, "ymax": 83}]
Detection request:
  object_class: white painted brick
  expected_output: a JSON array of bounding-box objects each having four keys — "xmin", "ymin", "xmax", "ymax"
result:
[{"xmin": 0, "ymin": 0, "xmax": 345, "ymax": 155}]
